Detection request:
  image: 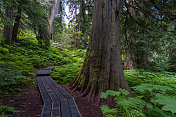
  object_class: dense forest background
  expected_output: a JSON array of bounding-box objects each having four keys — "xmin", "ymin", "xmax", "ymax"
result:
[{"xmin": 0, "ymin": 0, "xmax": 176, "ymax": 117}]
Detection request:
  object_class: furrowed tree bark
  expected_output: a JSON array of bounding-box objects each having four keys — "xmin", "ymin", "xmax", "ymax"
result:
[
  {"xmin": 71, "ymin": 0, "xmax": 130, "ymax": 102},
  {"xmin": 3, "ymin": 5, "xmax": 13, "ymax": 44}
]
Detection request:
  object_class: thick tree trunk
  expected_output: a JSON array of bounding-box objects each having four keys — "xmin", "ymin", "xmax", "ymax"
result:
[
  {"xmin": 71, "ymin": 0, "xmax": 130, "ymax": 101},
  {"xmin": 3, "ymin": 5, "xmax": 13, "ymax": 44},
  {"xmin": 12, "ymin": 7, "xmax": 21, "ymax": 42}
]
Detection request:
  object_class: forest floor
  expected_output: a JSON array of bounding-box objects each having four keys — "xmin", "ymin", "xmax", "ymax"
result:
[
  {"xmin": 2, "ymin": 84, "xmax": 102, "ymax": 117},
  {"xmin": 2, "ymin": 84, "xmax": 43, "ymax": 117}
]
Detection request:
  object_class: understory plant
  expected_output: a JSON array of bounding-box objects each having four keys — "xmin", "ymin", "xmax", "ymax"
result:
[
  {"xmin": 132, "ymin": 83, "xmax": 176, "ymax": 116},
  {"xmin": 124, "ymin": 69, "xmax": 176, "ymax": 87},
  {"xmin": 100, "ymin": 83, "xmax": 176, "ymax": 117},
  {"xmin": 0, "ymin": 39, "xmax": 73, "ymax": 95},
  {"xmin": 100, "ymin": 89, "xmax": 146, "ymax": 117},
  {"xmin": 51, "ymin": 48, "xmax": 85, "ymax": 84},
  {"xmin": 51, "ymin": 63, "xmax": 82, "ymax": 84},
  {"xmin": 0, "ymin": 105, "xmax": 19, "ymax": 117}
]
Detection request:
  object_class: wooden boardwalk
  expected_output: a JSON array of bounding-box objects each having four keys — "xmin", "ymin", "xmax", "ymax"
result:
[{"xmin": 37, "ymin": 66, "xmax": 81, "ymax": 117}]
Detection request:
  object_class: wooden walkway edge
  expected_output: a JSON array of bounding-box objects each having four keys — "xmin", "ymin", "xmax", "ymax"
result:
[{"xmin": 37, "ymin": 66, "xmax": 81, "ymax": 117}]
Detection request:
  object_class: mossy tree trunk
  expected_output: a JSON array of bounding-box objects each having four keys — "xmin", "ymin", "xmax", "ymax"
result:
[{"xmin": 71, "ymin": 0, "xmax": 130, "ymax": 101}]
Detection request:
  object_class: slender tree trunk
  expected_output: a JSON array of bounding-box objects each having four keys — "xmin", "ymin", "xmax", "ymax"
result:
[
  {"xmin": 124, "ymin": 51, "xmax": 133, "ymax": 70},
  {"xmin": 48, "ymin": 0, "xmax": 60, "ymax": 40},
  {"xmin": 71, "ymin": 0, "xmax": 130, "ymax": 102},
  {"xmin": 3, "ymin": 5, "xmax": 13, "ymax": 44},
  {"xmin": 123, "ymin": 0, "xmax": 135, "ymax": 70},
  {"xmin": 75, "ymin": 34, "xmax": 80, "ymax": 48},
  {"xmin": 80, "ymin": 0, "xmax": 86, "ymax": 32},
  {"xmin": 12, "ymin": 7, "xmax": 21, "ymax": 42}
]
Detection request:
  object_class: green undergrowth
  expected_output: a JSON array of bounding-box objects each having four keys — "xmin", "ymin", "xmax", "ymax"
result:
[
  {"xmin": 51, "ymin": 49, "xmax": 86, "ymax": 84},
  {"xmin": 0, "ymin": 39, "xmax": 75, "ymax": 96},
  {"xmin": 0, "ymin": 105, "xmax": 20, "ymax": 117},
  {"xmin": 101, "ymin": 70, "xmax": 176, "ymax": 117},
  {"xmin": 101, "ymin": 89, "xmax": 146, "ymax": 117},
  {"xmin": 124, "ymin": 69, "xmax": 176, "ymax": 87}
]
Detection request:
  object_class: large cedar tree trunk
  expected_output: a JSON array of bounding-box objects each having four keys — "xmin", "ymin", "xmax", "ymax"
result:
[{"xmin": 71, "ymin": 0, "xmax": 130, "ymax": 101}]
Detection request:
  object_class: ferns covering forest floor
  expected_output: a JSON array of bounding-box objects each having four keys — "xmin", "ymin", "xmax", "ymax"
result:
[{"xmin": 0, "ymin": 39, "xmax": 176, "ymax": 117}]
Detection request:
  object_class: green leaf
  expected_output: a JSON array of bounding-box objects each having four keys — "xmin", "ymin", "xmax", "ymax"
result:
[
  {"xmin": 100, "ymin": 90, "xmax": 121, "ymax": 99},
  {"xmin": 151, "ymin": 94, "xmax": 176, "ymax": 113},
  {"xmin": 119, "ymin": 88, "xmax": 130, "ymax": 95},
  {"xmin": 132, "ymin": 83, "xmax": 173, "ymax": 94},
  {"xmin": 100, "ymin": 105, "xmax": 117, "ymax": 117}
]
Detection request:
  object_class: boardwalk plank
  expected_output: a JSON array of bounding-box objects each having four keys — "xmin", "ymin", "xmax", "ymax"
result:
[
  {"xmin": 43, "ymin": 66, "xmax": 56, "ymax": 70},
  {"xmin": 38, "ymin": 70, "xmax": 50, "ymax": 76},
  {"xmin": 44, "ymin": 76, "xmax": 66, "ymax": 100},
  {"xmin": 37, "ymin": 67, "xmax": 80, "ymax": 117},
  {"xmin": 61, "ymin": 100, "xmax": 71, "ymax": 117},
  {"xmin": 43, "ymin": 103, "xmax": 52, "ymax": 112},
  {"xmin": 53, "ymin": 101, "xmax": 60, "ymax": 109},
  {"xmin": 68, "ymin": 98, "xmax": 81, "ymax": 117},
  {"xmin": 52, "ymin": 108, "xmax": 60, "ymax": 117},
  {"xmin": 37, "ymin": 77, "xmax": 52, "ymax": 103},
  {"xmin": 49, "ymin": 78, "xmax": 72, "ymax": 99},
  {"xmin": 42, "ymin": 111, "xmax": 51, "ymax": 117}
]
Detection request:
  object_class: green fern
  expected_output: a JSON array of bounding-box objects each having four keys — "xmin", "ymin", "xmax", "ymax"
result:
[
  {"xmin": 122, "ymin": 109, "xmax": 146, "ymax": 117},
  {"xmin": 100, "ymin": 105, "xmax": 118, "ymax": 117},
  {"xmin": 0, "ymin": 105, "xmax": 19, "ymax": 116},
  {"xmin": 100, "ymin": 89, "xmax": 146, "ymax": 117},
  {"xmin": 117, "ymin": 97, "xmax": 146, "ymax": 117},
  {"xmin": 101, "ymin": 90, "xmax": 121, "ymax": 99}
]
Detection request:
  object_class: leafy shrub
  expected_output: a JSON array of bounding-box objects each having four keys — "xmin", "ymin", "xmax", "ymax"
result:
[
  {"xmin": 132, "ymin": 83, "xmax": 176, "ymax": 116},
  {"xmin": 124, "ymin": 70, "xmax": 176, "ymax": 87},
  {"xmin": 0, "ymin": 39, "xmax": 75, "ymax": 95},
  {"xmin": 50, "ymin": 48, "xmax": 85, "ymax": 84},
  {"xmin": 100, "ymin": 89, "xmax": 146, "ymax": 117},
  {"xmin": 70, "ymin": 49, "xmax": 86, "ymax": 58},
  {"xmin": 0, "ymin": 105, "xmax": 19, "ymax": 117},
  {"xmin": 151, "ymin": 94, "xmax": 176, "ymax": 113},
  {"xmin": 51, "ymin": 63, "xmax": 82, "ymax": 84},
  {"xmin": 132, "ymin": 83, "xmax": 174, "ymax": 95},
  {"xmin": 146, "ymin": 103, "xmax": 175, "ymax": 117},
  {"xmin": 0, "ymin": 64, "xmax": 32, "ymax": 95}
]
